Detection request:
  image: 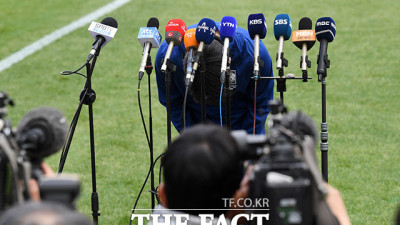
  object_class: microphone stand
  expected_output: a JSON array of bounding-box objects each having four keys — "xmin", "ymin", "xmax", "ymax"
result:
[
  {"xmin": 276, "ymin": 52, "xmax": 288, "ymax": 104},
  {"xmin": 318, "ymin": 52, "xmax": 330, "ymax": 182},
  {"xmin": 145, "ymin": 55, "xmax": 156, "ymax": 209},
  {"xmin": 224, "ymin": 67, "xmax": 231, "ymax": 130},
  {"xmin": 58, "ymin": 54, "xmax": 101, "ymax": 225},
  {"xmin": 162, "ymin": 58, "xmax": 176, "ymax": 146},
  {"xmin": 192, "ymin": 50, "xmax": 206, "ymax": 124}
]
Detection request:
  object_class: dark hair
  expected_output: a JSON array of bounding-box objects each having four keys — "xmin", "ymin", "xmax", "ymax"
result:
[
  {"xmin": 0, "ymin": 201, "xmax": 92, "ymax": 225},
  {"xmin": 184, "ymin": 38, "xmax": 225, "ymax": 105},
  {"xmin": 162, "ymin": 124, "xmax": 242, "ymax": 215}
]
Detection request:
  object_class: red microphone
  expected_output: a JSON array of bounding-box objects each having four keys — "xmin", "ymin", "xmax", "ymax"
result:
[{"xmin": 161, "ymin": 19, "xmax": 187, "ymax": 72}]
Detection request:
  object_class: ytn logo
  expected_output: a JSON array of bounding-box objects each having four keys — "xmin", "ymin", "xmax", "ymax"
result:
[
  {"xmin": 222, "ymin": 22, "xmax": 235, "ymax": 28},
  {"xmin": 249, "ymin": 19, "xmax": 263, "ymax": 25}
]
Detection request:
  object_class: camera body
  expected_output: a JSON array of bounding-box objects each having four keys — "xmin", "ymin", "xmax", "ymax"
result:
[
  {"xmin": 0, "ymin": 92, "xmax": 78, "ymax": 211},
  {"xmin": 232, "ymin": 100, "xmax": 324, "ymax": 224}
]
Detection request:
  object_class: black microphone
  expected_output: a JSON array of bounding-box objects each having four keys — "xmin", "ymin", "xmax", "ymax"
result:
[
  {"xmin": 16, "ymin": 107, "xmax": 68, "ymax": 180},
  {"xmin": 315, "ymin": 17, "xmax": 336, "ymax": 80},
  {"xmin": 247, "ymin": 13, "xmax": 267, "ymax": 79},
  {"xmin": 138, "ymin": 18, "xmax": 162, "ymax": 80},
  {"xmin": 87, "ymin": 17, "xmax": 118, "ymax": 60},
  {"xmin": 16, "ymin": 107, "xmax": 68, "ymax": 160}
]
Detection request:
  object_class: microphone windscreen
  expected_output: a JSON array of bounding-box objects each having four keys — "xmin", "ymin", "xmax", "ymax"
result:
[
  {"xmin": 16, "ymin": 107, "xmax": 68, "ymax": 160},
  {"xmin": 299, "ymin": 17, "xmax": 312, "ymax": 30},
  {"xmin": 273, "ymin": 14, "xmax": 292, "ymax": 41},
  {"xmin": 101, "ymin": 17, "xmax": 118, "ymax": 28},
  {"xmin": 165, "ymin": 19, "xmax": 187, "ymax": 46},
  {"xmin": 281, "ymin": 111, "xmax": 318, "ymax": 146},
  {"xmin": 220, "ymin": 16, "xmax": 237, "ymax": 42},
  {"xmin": 315, "ymin": 17, "xmax": 336, "ymax": 42},
  {"xmin": 247, "ymin": 13, "xmax": 267, "ymax": 39},
  {"xmin": 195, "ymin": 18, "xmax": 217, "ymax": 44},
  {"xmin": 147, "ymin": 17, "xmax": 159, "ymax": 29},
  {"xmin": 184, "ymin": 28, "xmax": 199, "ymax": 51}
]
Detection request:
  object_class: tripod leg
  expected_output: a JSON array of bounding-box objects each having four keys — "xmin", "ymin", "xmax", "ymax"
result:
[{"xmin": 88, "ymin": 104, "xmax": 100, "ymax": 224}]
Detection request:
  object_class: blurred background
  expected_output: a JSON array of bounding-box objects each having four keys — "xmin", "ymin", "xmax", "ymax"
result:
[{"xmin": 0, "ymin": 0, "xmax": 399, "ymax": 224}]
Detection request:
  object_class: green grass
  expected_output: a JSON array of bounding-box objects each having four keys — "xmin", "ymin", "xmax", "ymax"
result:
[{"xmin": 0, "ymin": 0, "xmax": 399, "ymax": 224}]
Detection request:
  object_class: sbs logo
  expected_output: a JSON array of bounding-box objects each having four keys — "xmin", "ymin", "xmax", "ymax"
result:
[{"xmin": 274, "ymin": 19, "xmax": 288, "ymax": 25}]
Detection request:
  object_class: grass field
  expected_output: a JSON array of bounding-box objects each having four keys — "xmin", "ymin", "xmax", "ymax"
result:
[{"xmin": 1, "ymin": 0, "xmax": 399, "ymax": 224}]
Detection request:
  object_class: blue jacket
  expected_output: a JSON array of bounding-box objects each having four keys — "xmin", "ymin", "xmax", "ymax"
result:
[{"xmin": 155, "ymin": 22, "xmax": 274, "ymax": 134}]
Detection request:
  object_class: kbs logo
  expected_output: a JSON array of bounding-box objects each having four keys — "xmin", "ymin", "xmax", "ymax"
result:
[{"xmin": 249, "ymin": 19, "xmax": 263, "ymax": 25}]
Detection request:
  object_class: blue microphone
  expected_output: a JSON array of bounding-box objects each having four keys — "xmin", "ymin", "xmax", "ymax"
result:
[
  {"xmin": 220, "ymin": 16, "xmax": 237, "ymax": 84},
  {"xmin": 247, "ymin": 13, "xmax": 267, "ymax": 79},
  {"xmin": 315, "ymin": 17, "xmax": 336, "ymax": 78},
  {"xmin": 273, "ymin": 14, "xmax": 292, "ymax": 70},
  {"xmin": 138, "ymin": 18, "xmax": 162, "ymax": 80},
  {"xmin": 192, "ymin": 18, "xmax": 217, "ymax": 74}
]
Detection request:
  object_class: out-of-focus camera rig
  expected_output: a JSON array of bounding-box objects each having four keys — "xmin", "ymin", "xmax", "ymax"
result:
[
  {"xmin": 232, "ymin": 100, "xmax": 330, "ymax": 225},
  {"xmin": 0, "ymin": 92, "xmax": 79, "ymax": 212}
]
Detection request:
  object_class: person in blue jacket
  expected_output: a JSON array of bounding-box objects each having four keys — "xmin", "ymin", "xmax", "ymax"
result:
[{"xmin": 155, "ymin": 20, "xmax": 274, "ymax": 134}]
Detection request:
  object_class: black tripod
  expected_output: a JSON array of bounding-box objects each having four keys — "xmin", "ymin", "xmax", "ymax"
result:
[{"xmin": 58, "ymin": 55, "xmax": 101, "ymax": 225}]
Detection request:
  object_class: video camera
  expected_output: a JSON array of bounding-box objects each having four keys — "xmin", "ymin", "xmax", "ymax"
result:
[
  {"xmin": 0, "ymin": 92, "xmax": 80, "ymax": 211},
  {"xmin": 232, "ymin": 100, "xmax": 328, "ymax": 225}
]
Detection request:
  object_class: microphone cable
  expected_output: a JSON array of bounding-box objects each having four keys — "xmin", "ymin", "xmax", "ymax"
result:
[
  {"xmin": 219, "ymin": 84, "xmax": 224, "ymax": 127},
  {"xmin": 129, "ymin": 153, "xmax": 164, "ymax": 225},
  {"xmin": 253, "ymin": 80, "xmax": 258, "ymax": 135},
  {"xmin": 137, "ymin": 80, "xmax": 151, "ymax": 149},
  {"xmin": 182, "ymin": 85, "xmax": 190, "ymax": 130}
]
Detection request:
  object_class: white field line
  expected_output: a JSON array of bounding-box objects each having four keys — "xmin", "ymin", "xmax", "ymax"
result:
[{"xmin": 0, "ymin": 0, "xmax": 131, "ymax": 73}]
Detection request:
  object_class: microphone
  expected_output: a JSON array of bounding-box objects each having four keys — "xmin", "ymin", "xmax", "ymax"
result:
[
  {"xmin": 219, "ymin": 16, "xmax": 237, "ymax": 84},
  {"xmin": 315, "ymin": 17, "xmax": 336, "ymax": 80},
  {"xmin": 184, "ymin": 28, "xmax": 199, "ymax": 87},
  {"xmin": 192, "ymin": 18, "xmax": 217, "ymax": 75},
  {"xmin": 87, "ymin": 17, "xmax": 118, "ymax": 60},
  {"xmin": 138, "ymin": 17, "xmax": 162, "ymax": 80},
  {"xmin": 16, "ymin": 107, "xmax": 68, "ymax": 178},
  {"xmin": 292, "ymin": 17, "xmax": 316, "ymax": 81},
  {"xmin": 160, "ymin": 19, "xmax": 187, "ymax": 73},
  {"xmin": 247, "ymin": 13, "xmax": 267, "ymax": 79},
  {"xmin": 273, "ymin": 14, "xmax": 292, "ymax": 70}
]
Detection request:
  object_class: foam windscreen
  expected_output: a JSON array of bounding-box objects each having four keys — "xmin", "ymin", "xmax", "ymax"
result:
[
  {"xmin": 220, "ymin": 16, "xmax": 237, "ymax": 42},
  {"xmin": 195, "ymin": 18, "xmax": 217, "ymax": 44},
  {"xmin": 315, "ymin": 17, "xmax": 336, "ymax": 42},
  {"xmin": 273, "ymin": 14, "xmax": 292, "ymax": 41},
  {"xmin": 248, "ymin": 13, "xmax": 267, "ymax": 39}
]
